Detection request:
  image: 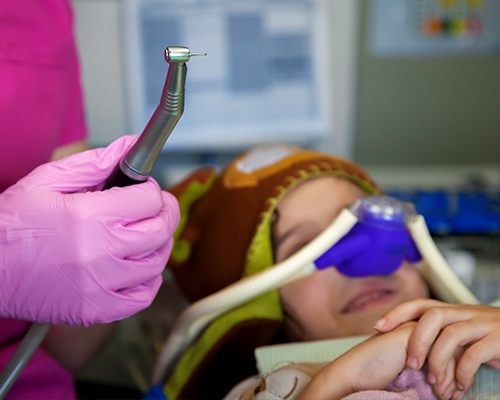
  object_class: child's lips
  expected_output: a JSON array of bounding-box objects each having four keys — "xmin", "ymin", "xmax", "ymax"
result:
[{"xmin": 342, "ymin": 283, "xmax": 397, "ymax": 314}]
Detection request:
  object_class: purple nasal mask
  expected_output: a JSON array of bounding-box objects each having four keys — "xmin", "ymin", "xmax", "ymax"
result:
[{"xmin": 314, "ymin": 196, "xmax": 422, "ymax": 277}]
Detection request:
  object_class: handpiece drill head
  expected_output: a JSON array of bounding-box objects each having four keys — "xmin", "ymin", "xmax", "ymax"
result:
[{"xmin": 164, "ymin": 46, "xmax": 207, "ymax": 64}]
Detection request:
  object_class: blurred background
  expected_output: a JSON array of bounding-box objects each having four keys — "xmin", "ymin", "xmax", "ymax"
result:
[{"xmin": 70, "ymin": 0, "xmax": 500, "ymax": 396}]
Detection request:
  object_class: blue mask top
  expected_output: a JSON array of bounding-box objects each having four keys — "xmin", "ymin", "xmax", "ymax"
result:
[{"xmin": 314, "ymin": 196, "xmax": 422, "ymax": 277}]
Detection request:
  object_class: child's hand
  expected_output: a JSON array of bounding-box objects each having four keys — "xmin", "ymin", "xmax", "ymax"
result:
[
  {"xmin": 298, "ymin": 322, "xmax": 418, "ymax": 400},
  {"xmin": 374, "ymin": 299, "xmax": 500, "ymax": 399}
]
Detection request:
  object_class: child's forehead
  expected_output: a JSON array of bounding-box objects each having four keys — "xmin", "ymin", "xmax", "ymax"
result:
[
  {"xmin": 278, "ymin": 176, "xmax": 365, "ymax": 209},
  {"xmin": 272, "ymin": 181, "xmax": 365, "ymax": 247}
]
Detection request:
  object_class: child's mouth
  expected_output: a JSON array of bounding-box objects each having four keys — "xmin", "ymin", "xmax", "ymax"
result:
[{"xmin": 342, "ymin": 288, "xmax": 396, "ymax": 314}]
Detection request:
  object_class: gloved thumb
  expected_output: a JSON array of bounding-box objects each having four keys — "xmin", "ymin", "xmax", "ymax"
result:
[{"xmin": 19, "ymin": 135, "xmax": 138, "ymax": 193}]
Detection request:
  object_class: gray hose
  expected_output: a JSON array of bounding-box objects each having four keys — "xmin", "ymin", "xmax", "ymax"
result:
[{"xmin": 0, "ymin": 323, "xmax": 50, "ymax": 398}]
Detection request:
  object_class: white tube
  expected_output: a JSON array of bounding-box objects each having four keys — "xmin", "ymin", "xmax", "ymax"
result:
[
  {"xmin": 152, "ymin": 209, "xmax": 358, "ymax": 383},
  {"xmin": 408, "ymin": 215, "xmax": 478, "ymax": 305}
]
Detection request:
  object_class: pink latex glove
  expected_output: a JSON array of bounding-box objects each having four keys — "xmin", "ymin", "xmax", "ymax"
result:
[{"xmin": 0, "ymin": 135, "xmax": 179, "ymax": 326}]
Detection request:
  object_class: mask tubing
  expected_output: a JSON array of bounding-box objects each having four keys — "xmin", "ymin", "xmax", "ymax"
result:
[{"xmin": 408, "ymin": 215, "xmax": 478, "ymax": 305}]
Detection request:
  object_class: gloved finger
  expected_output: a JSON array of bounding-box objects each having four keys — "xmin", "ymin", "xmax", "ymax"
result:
[
  {"xmin": 105, "ymin": 239, "xmax": 173, "ymax": 291},
  {"xmin": 90, "ymin": 275, "xmax": 163, "ymax": 324},
  {"xmin": 118, "ymin": 275, "xmax": 163, "ymax": 300},
  {"xmin": 161, "ymin": 190, "xmax": 181, "ymax": 234},
  {"xmin": 116, "ymin": 205, "xmax": 177, "ymax": 259},
  {"xmin": 75, "ymin": 177, "xmax": 164, "ymax": 223},
  {"xmin": 116, "ymin": 275, "xmax": 163, "ymax": 319},
  {"xmin": 104, "ymin": 189, "xmax": 179, "ymax": 259},
  {"xmin": 23, "ymin": 135, "xmax": 138, "ymax": 192}
]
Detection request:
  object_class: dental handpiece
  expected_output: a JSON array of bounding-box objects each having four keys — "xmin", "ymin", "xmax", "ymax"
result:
[{"xmin": 104, "ymin": 46, "xmax": 206, "ymax": 189}]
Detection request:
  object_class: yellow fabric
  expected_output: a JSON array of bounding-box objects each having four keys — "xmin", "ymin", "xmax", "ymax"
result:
[
  {"xmin": 164, "ymin": 292, "xmax": 283, "ymax": 399},
  {"xmin": 171, "ymin": 172, "xmax": 217, "ymax": 263}
]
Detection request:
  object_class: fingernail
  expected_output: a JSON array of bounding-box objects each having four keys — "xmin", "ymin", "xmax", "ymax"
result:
[
  {"xmin": 374, "ymin": 318, "xmax": 386, "ymax": 330},
  {"xmin": 427, "ymin": 373, "xmax": 436, "ymax": 384},
  {"xmin": 407, "ymin": 356, "xmax": 419, "ymax": 369},
  {"xmin": 456, "ymin": 383, "xmax": 464, "ymax": 391}
]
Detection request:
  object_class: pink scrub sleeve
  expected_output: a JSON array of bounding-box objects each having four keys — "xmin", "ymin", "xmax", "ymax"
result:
[
  {"xmin": 0, "ymin": 0, "xmax": 88, "ymax": 190},
  {"xmin": 58, "ymin": 25, "xmax": 88, "ymax": 148},
  {"xmin": 0, "ymin": 1, "xmax": 88, "ymax": 398}
]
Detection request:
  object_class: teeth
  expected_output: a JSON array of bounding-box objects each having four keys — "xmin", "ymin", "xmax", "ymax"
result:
[{"xmin": 346, "ymin": 290, "xmax": 390, "ymax": 313}]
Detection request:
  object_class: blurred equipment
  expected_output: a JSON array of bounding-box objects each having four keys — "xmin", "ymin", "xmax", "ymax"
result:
[
  {"xmin": 370, "ymin": 0, "xmax": 500, "ymax": 56},
  {"xmin": 387, "ymin": 189, "xmax": 500, "ymax": 235}
]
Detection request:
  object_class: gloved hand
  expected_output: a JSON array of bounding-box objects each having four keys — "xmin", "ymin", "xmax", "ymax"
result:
[{"xmin": 0, "ymin": 135, "xmax": 179, "ymax": 326}]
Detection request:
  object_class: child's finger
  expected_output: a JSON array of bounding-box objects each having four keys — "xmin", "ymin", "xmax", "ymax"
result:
[
  {"xmin": 450, "ymin": 348, "xmax": 467, "ymax": 400},
  {"xmin": 374, "ymin": 298, "xmax": 447, "ymax": 332},
  {"xmin": 434, "ymin": 356, "xmax": 456, "ymax": 400},
  {"xmin": 487, "ymin": 358, "xmax": 500, "ymax": 369},
  {"xmin": 451, "ymin": 389, "xmax": 465, "ymax": 400},
  {"xmin": 436, "ymin": 359, "xmax": 456, "ymax": 399},
  {"xmin": 427, "ymin": 321, "xmax": 485, "ymax": 383},
  {"xmin": 443, "ymin": 382, "xmax": 456, "ymax": 400},
  {"xmin": 406, "ymin": 307, "xmax": 470, "ymax": 370},
  {"xmin": 456, "ymin": 334, "xmax": 500, "ymax": 391}
]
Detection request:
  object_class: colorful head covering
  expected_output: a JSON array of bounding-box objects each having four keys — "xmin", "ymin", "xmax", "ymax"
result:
[{"xmin": 164, "ymin": 145, "xmax": 380, "ymax": 398}]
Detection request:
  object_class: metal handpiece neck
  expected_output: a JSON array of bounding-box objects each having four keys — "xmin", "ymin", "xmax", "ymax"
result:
[
  {"xmin": 121, "ymin": 62, "xmax": 187, "ymax": 180},
  {"xmin": 120, "ymin": 46, "xmax": 206, "ymax": 182}
]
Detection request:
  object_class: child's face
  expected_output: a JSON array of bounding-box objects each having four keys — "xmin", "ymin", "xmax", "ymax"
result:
[{"xmin": 273, "ymin": 176, "xmax": 428, "ymax": 340}]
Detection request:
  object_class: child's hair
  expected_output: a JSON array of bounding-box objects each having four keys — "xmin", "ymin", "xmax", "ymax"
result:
[{"xmin": 163, "ymin": 145, "xmax": 380, "ymax": 398}]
